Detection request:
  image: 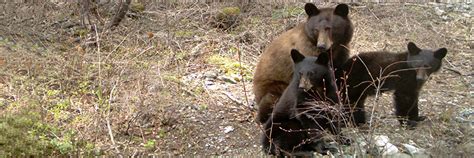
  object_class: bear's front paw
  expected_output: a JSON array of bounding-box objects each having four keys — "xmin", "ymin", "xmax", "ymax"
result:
[{"xmin": 406, "ymin": 120, "xmax": 418, "ymax": 129}]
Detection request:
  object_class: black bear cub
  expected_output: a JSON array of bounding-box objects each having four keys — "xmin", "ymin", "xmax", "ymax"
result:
[
  {"xmin": 261, "ymin": 49, "xmax": 342, "ymax": 156},
  {"xmin": 340, "ymin": 42, "xmax": 447, "ymax": 127}
]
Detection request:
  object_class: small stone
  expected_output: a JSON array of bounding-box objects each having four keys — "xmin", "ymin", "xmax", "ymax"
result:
[
  {"xmin": 446, "ymin": 4, "xmax": 454, "ymax": 9},
  {"xmin": 462, "ymin": 4, "xmax": 471, "ymax": 10},
  {"xmin": 402, "ymin": 144, "xmax": 425, "ymax": 155},
  {"xmin": 434, "ymin": 7, "xmax": 445, "ymax": 16},
  {"xmin": 218, "ymin": 76, "xmax": 237, "ymax": 84},
  {"xmin": 441, "ymin": 15, "xmax": 449, "ymax": 21},
  {"xmin": 223, "ymin": 126, "xmax": 234, "ymax": 134},
  {"xmin": 455, "ymin": 108, "xmax": 474, "ymax": 123},
  {"xmin": 374, "ymin": 135, "xmax": 399, "ymax": 155},
  {"xmin": 204, "ymin": 71, "xmax": 218, "ymax": 79},
  {"xmin": 463, "ymin": 13, "xmax": 471, "ymax": 18},
  {"xmin": 204, "ymin": 80, "xmax": 215, "ymax": 86},
  {"xmin": 385, "ymin": 153, "xmax": 412, "ymax": 158}
]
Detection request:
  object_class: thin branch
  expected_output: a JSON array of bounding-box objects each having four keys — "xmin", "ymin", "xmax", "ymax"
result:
[
  {"xmin": 222, "ymin": 91, "xmax": 243, "ymax": 105},
  {"xmin": 237, "ymin": 43, "xmax": 250, "ymax": 107},
  {"xmin": 95, "ymin": 24, "xmax": 121, "ymax": 156},
  {"xmin": 444, "ymin": 58, "xmax": 464, "ymax": 75}
]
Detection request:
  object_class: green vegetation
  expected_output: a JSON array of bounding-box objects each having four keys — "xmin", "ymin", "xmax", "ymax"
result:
[
  {"xmin": 221, "ymin": 7, "xmax": 240, "ymax": 16},
  {"xmin": 144, "ymin": 140, "xmax": 156, "ymax": 151},
  {"xmin": 175, "ymin": 30, "xmax": 195, "ymax": 38},
  {"xmin": 207, "ymin": 49, "xmax": 252, "ymax": 81},
  {"xmin": 130, "ymin": 2, "xmax": 145, "ymax": 13},
  {"xmin": 0, "ymin": 102, "xmax": 78, "ymax": 156},
  {"xmin": 0, "ymin": 107, "xmax": 52, "ymax": 156}
]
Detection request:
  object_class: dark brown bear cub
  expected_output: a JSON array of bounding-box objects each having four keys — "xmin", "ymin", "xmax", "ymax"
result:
[
  {"xmin": 339, "ymin": 42, "xmax": 448, "ymax": 127},
  {"xmin": 261, "ymin": 49, "xmax": 341, "ymax": 156},
  {"xmin": 254, "ymin": 3, "xmax": 353, "ymax": 124}
]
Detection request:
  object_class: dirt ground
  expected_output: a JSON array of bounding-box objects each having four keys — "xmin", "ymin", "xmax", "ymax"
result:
[{"xmin": 0, "ymin": 1, "xmax": 472, "ymax": 157}]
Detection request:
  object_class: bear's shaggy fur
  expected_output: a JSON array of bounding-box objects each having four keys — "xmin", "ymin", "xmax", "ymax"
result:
[
  {"xmin": 261, "ymin": 49, "xmax": 342, "ymax": 156},
  {"xmin": 339, "ymin": 42, "xmax": 447, "ymax": 127},
  {"xmin": 254, "ymin": 3, "xmax": 353, "ymax": 124}
]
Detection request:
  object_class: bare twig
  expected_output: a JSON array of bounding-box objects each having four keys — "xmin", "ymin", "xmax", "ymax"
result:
[
  {"xmin": 237, "ymin": 43, "xmax": 250, "ymax": 107},
  {"xmin": 367, "ymin": 7, "xmax": 381, "ymax": 21},
  {"xmin": 131, "ymin": 46, "xmax": 154, "ymax": 60},
  {"xmin": 444, "ymin": 58, "xmax": 464, "ymax": 75},
  {"xmin": 445, "ymin": 67, "xmax": 463, "ymax": 76},
  {"xmin": 222, "ymin": 91, "xmax": 243, "ymax": 105},
  {"xmin": 95, "ymin": 24, "xmax": 121, "ymax": 156}
]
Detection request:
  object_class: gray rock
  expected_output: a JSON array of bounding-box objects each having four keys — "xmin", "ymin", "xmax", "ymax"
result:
[
  {"xmin": 374, "ymin": 135, "xmax": 399, "ymax": 155},
  {"xmin": 223, "ymin": 126, "xmax": 234, "ymax": 134},
  {"xmin": 446, "ymin": 4, "xmax": 454, "ymax": 9},
  {"xmin": 434, "ymin": 7, "xmax": 445, "ymax": 16},
  {"xmin": 454, "ymin": 108, "xmax": 474, "ymax": 124},
  {"xmin": 462, "ymin": 13, "xmax": 471, "ymax": 18},
  {"xmin": 385, "ymin": 153, "xmax": 412, "ymax": 158},
  {"xmin": 204, "ymin": 71, "xmax": 218, "ymax": 79},
  {"xmin": 218, "ymin": 76, "xmax": 237, "ymax": 84},
  {"xmin": 441, "ymin": 15, "xmax": 449, "ymax": 21},
  {"xmin": 402, "ymin": 143, "xmax": 426, "ymax": 155},
  {"xmin": 462, "ymin": 4, "xmax": 471, "ymax": 11},
  {"xmin": 412, "ymin": 153, "xmax": 431, "ymax": 158}
]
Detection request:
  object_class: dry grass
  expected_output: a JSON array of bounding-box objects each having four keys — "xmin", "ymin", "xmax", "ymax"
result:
[{"xmin": 0, "ymin": 1, "xmax": 472, "ymax": 157}]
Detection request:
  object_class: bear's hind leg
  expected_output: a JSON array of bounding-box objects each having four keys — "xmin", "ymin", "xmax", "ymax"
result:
[
  {"xmin": 257, "ymin": 93, "xmax": 279, "ymax": 124},
  {"xmin": 348, "ymin": 93, "xmax": 368, "ymax": 126}
]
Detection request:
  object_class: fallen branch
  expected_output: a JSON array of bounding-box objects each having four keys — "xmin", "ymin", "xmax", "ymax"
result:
[
  {"xmin": 445, "ymin": 67, "xmax": 463, "ymax": 76},
  {"xmin": 222, "ymin": 91, "xmax": 243, "ymax": 105}
]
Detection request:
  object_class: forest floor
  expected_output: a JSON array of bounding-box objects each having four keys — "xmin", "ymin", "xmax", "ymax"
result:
[{"xmin": 0, "ymin": 1, "xmax": 472, "ymax": 157}]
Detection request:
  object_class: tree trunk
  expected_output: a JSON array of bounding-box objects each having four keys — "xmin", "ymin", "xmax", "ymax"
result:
[
  {"xmin": 81, "ymin": 0, "xmax": 92, "ymax": 30},
  {"xmin": 108, "ymin": 0, "xmax": 132, "ymax": 29}
]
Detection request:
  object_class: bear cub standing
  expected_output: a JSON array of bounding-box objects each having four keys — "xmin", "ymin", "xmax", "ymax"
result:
[
  {"xmin": 262, "ymin": 49, "xmax": 342, "ymax": 156},
  {"xmin": 254, "ymin": 3, "xmax": 353, "ymax": 124},
  {"xmin": 340, "ymin": 42, "xmax": 448, "ymax": 127}
]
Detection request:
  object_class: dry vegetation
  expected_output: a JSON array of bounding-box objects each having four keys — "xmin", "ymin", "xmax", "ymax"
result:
[{"xmin": 0, "ymin": 1, "xmax": 472, "ymax": 157}]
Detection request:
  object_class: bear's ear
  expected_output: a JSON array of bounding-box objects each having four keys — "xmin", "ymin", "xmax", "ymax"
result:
[
  {"xmin": 334, "ymin": 4, "xmax": 349, "ymax": 17},
  {"xmin": 316, "ymin": 52, "xmax": 329, "ymax": 65},
  {"xmin": 291, "ymin": 49, "xmax": 305, "ymax": 63},
  {"xmin": 305, "ymin": 3, "xmax": 319, "ymax": 17},
  {"xmin": 407, "ymin": 42, "xmax": 421, "ymax": 55},
  {"xmin": 434, "ymin": 48, "xmax": 447, "ymax": 60}
]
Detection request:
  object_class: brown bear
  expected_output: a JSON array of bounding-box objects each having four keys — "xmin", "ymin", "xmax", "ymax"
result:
[
  {"xmin": 253, "ymin": 3, "xmax": 353, "ymax": 124},
  {"xmin": 338, "ymin": 42, "xmax": 448, "ymax": 128},
  {"xmin": 261, "ymin": 49, "xmax": 341, "ymax": 156}
]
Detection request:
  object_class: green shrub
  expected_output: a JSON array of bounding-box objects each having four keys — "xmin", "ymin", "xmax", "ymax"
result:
[
  {"xmin": 0, "ymin": 108, "xmax": 53, "ymax": 156},
  {"xmin": 0, "ymin": 102, "xmax": 81, "ymax": 156}
]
